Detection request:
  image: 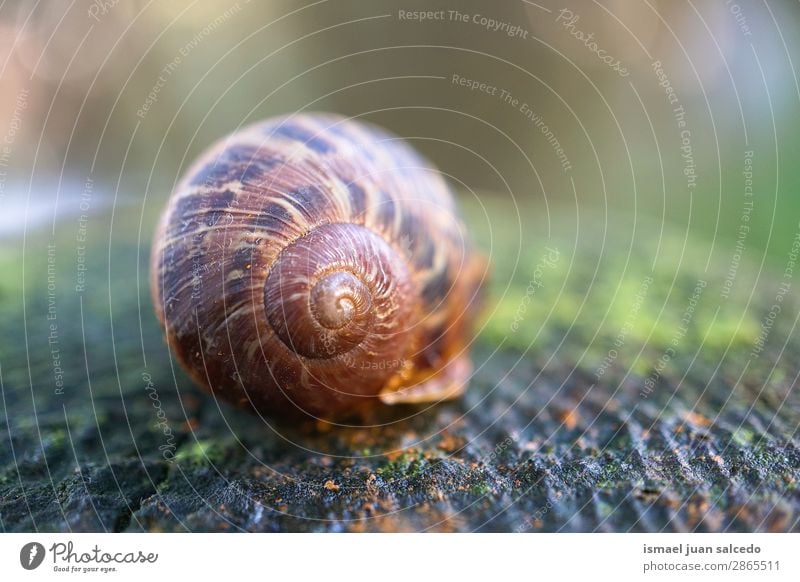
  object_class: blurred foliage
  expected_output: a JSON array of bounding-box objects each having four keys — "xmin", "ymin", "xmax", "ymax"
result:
[{"xmin": 1, "ymin": 0, "xmax": 799, "ymax": 265}]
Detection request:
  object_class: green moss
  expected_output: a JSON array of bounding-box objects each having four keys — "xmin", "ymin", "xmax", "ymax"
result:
[
  {"xmin": 43, "ymin": 430, "xmax": 67, "ymax": 451},
  {"xmin": 768, "ymin": 368, "xmax": 787, "ymax": 384},
  {"xmin": 595, "ymin": 461, "xmax": 627, "ymax": 490},
  {"xmin": 732, "ymin": 428, "xmax": 756, "ymax": 448},
  {"xmin": 174, "ymin": 440, "xmax": 214, "ymax": 465},
  {"xmin": 463, "ymin": 195, "xmax": 786, "ymax": 411},
  {"xmin": 376, "ymin": 453, "xmax": 425, "ymax": 481},
  {"xmin": 469, "ymin": 482, "xmax": 492, "ymax": 496}
]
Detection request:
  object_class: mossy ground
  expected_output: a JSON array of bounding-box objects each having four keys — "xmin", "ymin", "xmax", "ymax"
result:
[{"xmin": 0, "ymin": 199, "xmax": 798, "ymax": 532}]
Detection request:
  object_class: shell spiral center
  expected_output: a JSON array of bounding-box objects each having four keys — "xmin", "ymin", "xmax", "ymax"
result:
[
  {"xmin": 263, "ymin": 223, "xmax": 412, "ymax": 360},
  {"xmin": 310, "ymin": 271, "xmax": 370, "ymax": 330}
]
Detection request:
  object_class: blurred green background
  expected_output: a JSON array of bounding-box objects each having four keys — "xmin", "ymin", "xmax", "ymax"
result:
[
  {"xmin": 1, "ymin": 0, "xmax": 799, "ymax": 373},
  {"xmin": 2, "ymin": 0, "xmax": 798, "ymax": 248},
  {"xmin": 2, "ymin": 0, "xmax": 799, "ymax": 357}
]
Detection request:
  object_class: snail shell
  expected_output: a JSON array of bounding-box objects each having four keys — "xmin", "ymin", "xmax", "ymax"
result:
[{"xmin": 150, "ymin": 113, "xmax": 485, "ymax": 419}]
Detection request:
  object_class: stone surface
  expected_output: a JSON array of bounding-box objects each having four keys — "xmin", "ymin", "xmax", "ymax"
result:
[{"xmin": 1, "ymin": 219, "xmax": 798, "ymax": 532}]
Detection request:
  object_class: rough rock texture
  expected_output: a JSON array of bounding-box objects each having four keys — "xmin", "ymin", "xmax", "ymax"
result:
[{"xmin": 1, "ymin": 218, "xmax": 798, "ymax": 532}]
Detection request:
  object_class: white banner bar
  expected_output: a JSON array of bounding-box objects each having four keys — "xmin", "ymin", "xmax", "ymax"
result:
[{"xmin": 1, "ymin": 533, "xmax": 798, "ymax": 581}]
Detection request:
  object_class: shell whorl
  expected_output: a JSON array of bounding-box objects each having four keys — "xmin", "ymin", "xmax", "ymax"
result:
[
  {"xmin": 264, "ymin": 222, "xmax": 412, "ymax": 360},
  {"xmin": 150, "ymin": 113, "xmax": 483, "ymax": 418}
]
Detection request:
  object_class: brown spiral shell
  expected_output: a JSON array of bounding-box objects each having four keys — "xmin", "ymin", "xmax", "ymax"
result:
[{"xmin": 150, "ymin": 113, "xmax": 485, "ymax": 419}]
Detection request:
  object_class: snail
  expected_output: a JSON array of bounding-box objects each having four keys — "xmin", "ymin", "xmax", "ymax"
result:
[{"xmin": 150, "ymin": 113, "xmax": 486, "ymax": 419}]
